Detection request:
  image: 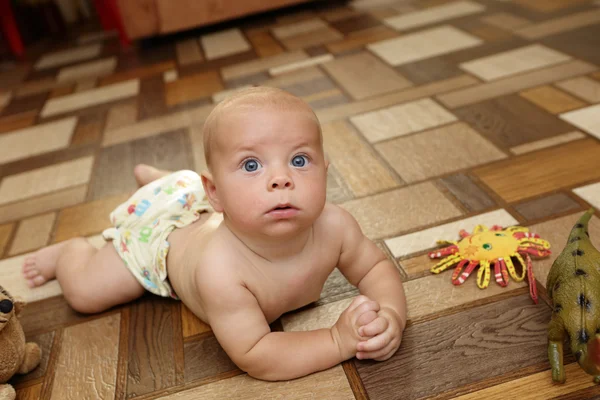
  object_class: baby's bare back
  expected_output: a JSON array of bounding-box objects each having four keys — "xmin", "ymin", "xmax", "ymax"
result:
[{"xmin": 166, "ymin": 204, "xmax": 344, "ymax": 324}]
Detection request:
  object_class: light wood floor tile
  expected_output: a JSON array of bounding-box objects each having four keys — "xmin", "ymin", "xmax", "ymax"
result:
[
  {"xmin": 510, "ymin": 131, "xmax": 585, "ymax": 155},
  {"xmin": 350, "ymin": 98, "xmax": 457, "ymax": 143},
  {"xmin": 158, "ymin": 365, "xmax": 353, "ymax": 399},
  {"xmin": 269, "ymin": 54, "xmax": 334, "ymax": 75},
  {"xmin": 246, "ymin": 30, "xmax": 283, "ymax": 58},
  {"xmin": 459, "ymin": 44, "xmax": 571, "ymax": 82},
  {"xmin": 281, "ymin": 27, "xmax": 344, "ymax": 50},
  {"xmin": 176, "ymin": 39, "xmax": 204, "ymax": 66},
  {"xmin": 368, "ymin": 25, "xmax": 482, "ymax": 66},
  {"xmin": 560, "ymin": 104, "xmax": 600, "ymax": 139},
  {"xmin": 514, "ymin": 193, "xmax": 581, "ymax": 222},
  {"xmin": 56, "ymin": 57, "xmax": 117, "ymax": 82},
  {"xmin": 50, "ymin": 313, "xmax": 120, "ymax": 400},
  {"xmin": 212, "ymin": 85, "xmax": 253, "ymax": 103},
  {"xmin": 385, "ymin": 209, "xmax": 518, "ymax": 258},
  {"xmin": 384, "ymin": 0, "xmax": 485, "ymax": 31},
  {"xmin": 323, "ymin": 120, "xmax": 398, "ymax": 197},
  {"xmin": 481, "ymin": 12, "xmax": 531, "ymax": 30},
  {"xmin": 104, "ymin": 100, "xmax": 138, "ymax": 132},
  {"xmin": 519, "ymin": 85, "xmax": 586, "ymax": 114},
  {"xmin": 261, "ymin": 65, "xmax": 325, "ymax": 89},
  {"xmin": 529, "ymin": 213, "xmax": 600, "ymax": 289},
  {"xmin": 0, "ymin": 117, "xmax": 76, "ymax": 164},
  {"xmin": 181, "ymin": 303, "xmax": 211, "ymax": 338},
  {"xmin": 103, "ymin": 103, "xmax": 213, "ymax": 147},
  {"xmin": 77, "ymin": 30, "xmax": 116, "ymax": 45},
  {"xmin": 53, "ymin": 194, "xmax": 129, "ymax": 242},
  {"xmin": 221, "ymin": 50, "xmax": 308, "ymax": 81},
  {"xmin": 0, "ymin": 254, "xmax": 62, "ymax": 303},
  {"xmin": 0, "ymin": 111, "xmax": 37, "ymax": 134},
  {"xmin": 271, "ymin": 18, "xmax": 328, "ymax": 39},
  {"xmin": 474, "ymin": 139, "xmax": 600, "ymax": 203},
  {"xmin": 40, "ymin": 79, "xmax": 140, "ymax": 118},
  {"xmin": 99, "ymin": 61, "xmax": 175, "ymax": 86},
  {"xmin": 326, "ymin": 25, "xmax": 398, "ymax": 54},
  {"xmin": 454, "ymin": 363, "xmax": 595, "ymax": 400},
  {"xmin": 437, "ymin": 60, "xmax": 596, "ymax": 109},
  {"xmin": 35, "ymin": 44, "xmax": 102, "ymax": 70},
  {"xmin": 321, "ymin": 51, "xmax": 412, "ymax": 100},
  {"xmin": 376, "ymin": 122, "xmax": 506, "ymax": 183},
  {"xmin": 0, "ymin": 156, "xmax": 94, "ymax": 206},
  {"xmin": 200, "ymin": 28, "xmax": 251, "ymax": 60},
  {"xmin": 163, "ymin": 69, "xmax": 178, "ymax": 83},
  {"xmin": 573, "ymin": 181, "xmax": 600, "ymax": 210},
  {"xmin": 314, "ymin": 74, "xmax": 476, "ymax": 124},
  {"xmin": 556, "ymin": 76, "xmax": 600, "ymax": 103},
  {"xmin": 341, "ymin": 182, "xmax": 463, "ymax": 240},
  {"xmin": 516, "ymin": 9, "xmax": 600, "ymax": 40},
  {"xmin": 165, "ymin": 70, "xmax": 222, "ymax": 107},
  {"xmin": 0, "ymin": 185, "xmax": 87, "ymax": 224},
  {"xmin": 9, "ymin": 212, "xmax": 55, "ymax": 255}
]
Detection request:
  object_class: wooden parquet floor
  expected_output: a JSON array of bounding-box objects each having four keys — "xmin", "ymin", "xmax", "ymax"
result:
[{"xmin": 2, "ymin": 0, "xmax": 600, "ymax": 398}]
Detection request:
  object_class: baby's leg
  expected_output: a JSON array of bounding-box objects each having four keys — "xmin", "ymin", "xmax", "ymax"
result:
[
  {"xmin": 134, "ymin": 164, "xmax": 172, "ymax": 187},
  {"xmin": 23, "ymin": 239, "xmax": 144, "ymax": 314}
]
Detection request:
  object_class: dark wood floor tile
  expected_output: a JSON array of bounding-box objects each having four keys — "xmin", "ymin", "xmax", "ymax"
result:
[
  {"xmin": 88, "ymin": 128, "xmax": 193, "ymax": 200},
  {"xmin": 0, "ymin": 64, "xmax": 30, "ymax": 91},
  {"xmin": 0, "ymin": 110, "xmax": 37, "ymax": 134},
  {"xmin": 305, "ymin": 45, "xmax": 330, "ymax": 57},
  {"xmin": 19, "ymin": 296, "xmax": 108, "ymax": 336},
  {"xmin": 330, "ymin": 14, "xmax": 381, "ymax": 35},
  {"xmin": 281, "ymin": 76, "xmax": 338, "ymax": 98},
  {"xmin": 11, "ymin": 331, "xmax": 55, "ymax": 385},
  {"xmin": 315, "ymin": 268, "xmax": 358, "ymax": 307},
  {"xmin": 177, "ymin": 51, "xmax": 257, "ymax": 79},
  {"xmin": 541, "ymin": 25, "xmax": 600, "ymax": 66},
  {"xmin": 396, "ymin": 56, "xmax": 463, "ymax": 86},
  {"xmin": 0, "ymin": 92, "xmax": 46, "ymax": 117},
  {"xmin": 70, "ymin": 112, "xmax": 105, "ymax": 146},
  {"xmin": 514, "ymin": 192, "xmax": 582, "ymax": 221},
  {"xmin": 14, "ymin": 383, "xmax": 42, "ymax": 400},
  {"xmin": 308, "ymin": 93, "xmax": 349, "ymax": 110},
  {"xmin": 100, "ymin": 61, "xmax": 175, "ymax": 86},
  {"xmin": 454, "ymin": 94, "xmax": 574, "ymax": 149},
  {"xmin": 138, "ymin": 76, "xmax": 168, "ymax": 120},
  {"xmin": 439, "ymin": 174, "xmax": 496, "ymax": 213},
  {"xmin": 127, "ymin": 295, "xmax": 179, "ymax": 397},
  {"xmin": 49, "ymin": 85, "xmax": 75, "ymax": 99},
  {"xmin": 224, "ymin": 71, "xmax": 271, "ymax": 89},
  {"xmin": 355, "ymin": 294, "xmax": 552, "ymax": 400},
  {"xmin": 184, "ymin": 335, "xmax": 239, "ymax": 383},
  {"xmin": 442, "ymin": 37, "xmax": 530, "ymax": 65}
]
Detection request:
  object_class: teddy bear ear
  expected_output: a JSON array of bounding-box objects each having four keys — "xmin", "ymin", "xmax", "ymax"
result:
[{"xmin": 14, "ymin": 298, "xmax": 26, "ymax": 316}]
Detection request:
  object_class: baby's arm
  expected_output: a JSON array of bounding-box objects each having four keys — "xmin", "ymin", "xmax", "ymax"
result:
[
  {"xmin": 335, "ymin": 206, "xmax": 407, "ymax": 360},
  {"xmin": 196, "ymin": 264, "xmax": 376, "ymax": 381}
]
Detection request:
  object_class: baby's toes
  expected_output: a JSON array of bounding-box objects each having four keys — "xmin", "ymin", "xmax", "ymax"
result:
[
  {"xmin": 24, "ymin": 268, "xmax": 40, "ymax": 279},
  {"xmin": 28, "ymin": 275, "xmax": 46, "ymax": 288},
  {"xmin": 22, "ymin": 256, "xmax": 36, "ymax": 270}
]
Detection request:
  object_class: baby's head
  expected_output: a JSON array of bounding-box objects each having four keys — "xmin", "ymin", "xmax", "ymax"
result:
[{"xmin": 200, "ymin": 87, "xmax": 328, "ymax": 238}]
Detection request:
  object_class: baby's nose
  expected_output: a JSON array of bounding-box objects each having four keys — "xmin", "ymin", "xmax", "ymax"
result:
[{"xmin": 269, "ymin": 175, "xmax": 293, "ymax": 190}]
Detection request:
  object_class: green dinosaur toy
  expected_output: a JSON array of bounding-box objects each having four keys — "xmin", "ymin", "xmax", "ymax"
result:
[{"xmin": 547, "ymin": 209, "xmax": 600, "ymax": 383}]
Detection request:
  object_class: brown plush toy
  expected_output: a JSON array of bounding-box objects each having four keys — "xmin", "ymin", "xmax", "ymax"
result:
[{"xmin": 0, "ymin": 285, "xmax": 41, "ymax": 400}]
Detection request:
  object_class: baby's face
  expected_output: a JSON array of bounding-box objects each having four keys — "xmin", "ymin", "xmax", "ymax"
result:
[{"xmin": 210, "ymin": 106, "xmax": 327, "ymax": 238}]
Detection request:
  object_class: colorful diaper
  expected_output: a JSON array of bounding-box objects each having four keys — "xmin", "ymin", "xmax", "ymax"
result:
[{"xmin": 102, "ymin": 170, "xmax": 212, "ymax": 298}]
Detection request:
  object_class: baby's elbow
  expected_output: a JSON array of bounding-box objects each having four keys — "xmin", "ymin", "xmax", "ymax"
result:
[{"xmin": 235, "ymin": 354, "xmax": 284, "ymax": 381}]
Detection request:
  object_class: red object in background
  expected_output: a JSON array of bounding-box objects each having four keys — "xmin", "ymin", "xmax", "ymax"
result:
[
  {"xmin": 93, "ymin": 0, "xmax": 131, "ymax": 48},
  {"xmin": 0, "ymin": 0, "xmax": 25, "ymax": 58}
]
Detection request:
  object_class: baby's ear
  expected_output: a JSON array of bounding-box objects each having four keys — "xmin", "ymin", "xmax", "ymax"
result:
[
  {"xmin": 14, "ymin": 298, "xmax": 26, "ymax": 316},
  {"xmin": 201, "ymin": 172, "xmax": 224, "ymax": 213}
]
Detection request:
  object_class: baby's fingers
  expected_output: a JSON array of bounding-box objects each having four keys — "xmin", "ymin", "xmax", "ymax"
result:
[
  {"xmin": 356, "ymin": 310, "xmax": 378, "ymax": 329},
  {"xmin": 357, "ymin": 332, "xmax": 390, "ymax": 353},
  {"xmin": 359, "ymin": 316, "xmax": 388, "ymax": 337},
  {"xmin": 356, "ymin": 339, "xmax": 398, "ymax": 361}
]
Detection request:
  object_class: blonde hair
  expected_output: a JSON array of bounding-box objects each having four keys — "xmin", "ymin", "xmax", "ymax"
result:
[{"xmin": 202, "ymin": 87, "xmax": 321, "ymax": 170}]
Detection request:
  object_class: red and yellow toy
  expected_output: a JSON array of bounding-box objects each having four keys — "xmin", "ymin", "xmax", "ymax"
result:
[{"xmin": 429, "ymin": 225, "xmax": 551, "ymax": 303}]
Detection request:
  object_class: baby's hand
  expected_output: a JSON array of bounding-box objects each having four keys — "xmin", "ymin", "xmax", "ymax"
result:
[
  {"xmin": 331, "ymin": 295, "xmax": 380, "ymax": 360},
  {"xmin": 356, "ymin": 307, "xmax": 404, "ymax": 361}
]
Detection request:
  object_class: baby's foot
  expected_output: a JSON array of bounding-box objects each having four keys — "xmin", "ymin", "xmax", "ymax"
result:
[
  {"xmin": 22, "ymin": 242, "xmax": 67, "ymax": 288},
  {"xmin": 134, "ymin": 164, "xmax": 170, "ymax": 187}
]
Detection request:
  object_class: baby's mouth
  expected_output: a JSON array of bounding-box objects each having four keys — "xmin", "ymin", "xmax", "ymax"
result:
[{"xmin": 268, "ymin": 203, "xmax": 297, "ymax": 213}]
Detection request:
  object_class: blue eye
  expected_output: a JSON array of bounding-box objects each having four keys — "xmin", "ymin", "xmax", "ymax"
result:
[
  {"xmin": 242, "ymin": 159, "xmax": 261, "ymax": 172},
  {"xmin": 291, "ymin": 155, "xmax": 308, "ymax": 168}
]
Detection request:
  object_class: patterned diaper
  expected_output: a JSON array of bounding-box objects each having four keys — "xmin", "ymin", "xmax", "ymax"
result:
[{"xmin": 102, "ymin": 170, "xmax": 212, "ymax": 298}]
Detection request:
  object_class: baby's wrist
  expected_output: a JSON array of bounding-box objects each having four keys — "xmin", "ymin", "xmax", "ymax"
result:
[
  {"xmin": 329, "ymin": 325, "xmax": 354, "ymax": 361},
  {"xmin": 380, "ymin": 306, "xmax": 406, "ymax": 330}
]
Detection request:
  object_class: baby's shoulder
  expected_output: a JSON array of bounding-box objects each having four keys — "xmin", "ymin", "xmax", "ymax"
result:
[{"xmin": 315, "ymin": 203, "xmax": 358, "ymax": 237}]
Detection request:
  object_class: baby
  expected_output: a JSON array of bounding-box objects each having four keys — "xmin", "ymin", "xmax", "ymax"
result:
[{"xmin": 22, "ymin": 87, "xmax": 407, "ymax": 381}]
